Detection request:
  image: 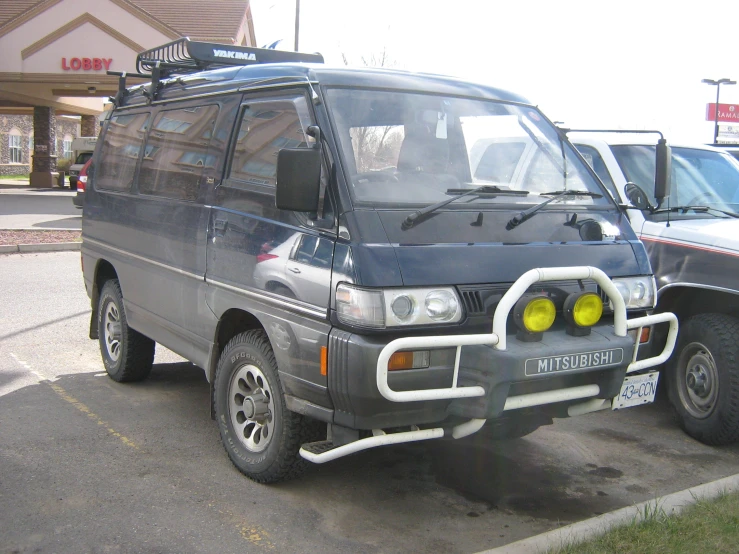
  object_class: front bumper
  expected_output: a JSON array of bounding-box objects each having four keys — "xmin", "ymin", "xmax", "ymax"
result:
[
  {"xmin": 72, "ymin": 192, "xmax": 84, "ymax": 208},
  {"xmin": 301, "ymin": 266, "xmax": 678, "ymax": 464},
  {"xmin": 376, "ymin": 267, "xmax": 677, "ymax": 407}
]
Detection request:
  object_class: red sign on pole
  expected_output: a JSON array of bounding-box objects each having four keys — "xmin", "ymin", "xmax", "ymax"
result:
[{"xmin": 706, "ymin": 103, "xmax": 739, "ymax": 122}]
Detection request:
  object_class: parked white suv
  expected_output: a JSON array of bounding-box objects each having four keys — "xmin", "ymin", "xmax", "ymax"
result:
[
  {"xmin": 67, "ymin": 137, "xmax": 97, "ymax": 190},
  {"xmin": 572, "ymin": 133, "xmax": 739, "ymax": 446}
]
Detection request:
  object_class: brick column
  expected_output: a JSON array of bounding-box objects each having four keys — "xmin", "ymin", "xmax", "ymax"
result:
[
  {"xmin": 30, "ymin": 106, "xmax": 58, "ymax": 188},
  {"xmin": 81, "ymin": 114, "xmax": 98, "ymax": 137}
]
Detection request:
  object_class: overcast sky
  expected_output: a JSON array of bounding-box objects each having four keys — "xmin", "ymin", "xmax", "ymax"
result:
[{"xmin": 250, "ymin": 0, "xmax": 739, "ymax": 144}]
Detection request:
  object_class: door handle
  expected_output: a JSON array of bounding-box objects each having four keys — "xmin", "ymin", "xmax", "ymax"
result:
[{"xmin": 288, "ymin": 267, "xmax": 301, "ymax": 274}]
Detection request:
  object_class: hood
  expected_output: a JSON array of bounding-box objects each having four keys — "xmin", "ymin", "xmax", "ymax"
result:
[
  {"xmin": 643, "ymin": 218, "xmax": 739, "ymax": 253},
  {"xmin": 347, "ymin": 209, "xmax": 649, "ymax": 287}
]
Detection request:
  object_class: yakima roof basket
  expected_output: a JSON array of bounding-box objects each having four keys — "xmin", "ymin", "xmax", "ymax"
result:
[
  {"xmin": 136, "ymin": 37, "xmax": 324, "ymax": 77},
  {"xmin": 107, "ymin": 38, "xmax": 324, "ymax": 107}
]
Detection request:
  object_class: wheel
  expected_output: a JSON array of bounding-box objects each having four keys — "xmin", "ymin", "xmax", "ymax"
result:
[
  {"xmin": 214, "ymin": 330, "xmax": 321, "ymax": 483},
  {"xmin": 667, "ymin": 313, "xmax": 739, "ymax": 445},
  {"xmin": 97, "ymin": 280, "xmax": 155, "ymax": 382}
]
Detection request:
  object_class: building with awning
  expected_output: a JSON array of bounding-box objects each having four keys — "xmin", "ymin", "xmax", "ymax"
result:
[{"xmin": 0, "ymin": 0, "xmax": 256, "ymax": 186}]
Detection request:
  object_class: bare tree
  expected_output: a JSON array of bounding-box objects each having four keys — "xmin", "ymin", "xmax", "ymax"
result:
[{"xmin": 342, "ymin": 49, "xmax": 403, "ymax": 173}]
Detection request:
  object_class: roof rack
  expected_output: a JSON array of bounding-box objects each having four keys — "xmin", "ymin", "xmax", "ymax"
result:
[
  {"xmin": 136, "ymin": 37, "xmax": 324, "ymax": 76},
  {"xmin": 107, "ymin": 38, "xmax": 323, "ymax": 108}
]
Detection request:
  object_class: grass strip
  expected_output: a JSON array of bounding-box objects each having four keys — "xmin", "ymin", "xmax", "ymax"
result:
[{"xmin": 551, "ymin": 491, "xmax": 739, "ymax": 554}]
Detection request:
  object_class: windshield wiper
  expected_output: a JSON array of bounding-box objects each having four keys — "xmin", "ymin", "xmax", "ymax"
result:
[
  {"xmin": 651, "ymin": 205, "xmax": 739, "ymax": 218},
  {"xmin": 402, "ymin": 186, "xmax": 530, "ymax": 229},
  {"xmin": 506, "ymin": 190, "xmax": 603, "ymax": 230}
]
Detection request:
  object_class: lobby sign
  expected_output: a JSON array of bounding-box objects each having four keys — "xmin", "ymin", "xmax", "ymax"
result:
[{"xmin": 61, "ymin": 57, "xmax": 113, "ymax": 71}]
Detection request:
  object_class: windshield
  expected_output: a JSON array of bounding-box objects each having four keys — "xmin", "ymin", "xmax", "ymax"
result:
[
  {"xmin": 325, "ymin": 88, "xmax": 610, "ymax": 208},
  {"xmin": 75, "ymin": 152, "xmax": 93, "ymax": 165},
  {"xmin": 611, "ymin": 145, "xmax": 739, "ymax": 212}
]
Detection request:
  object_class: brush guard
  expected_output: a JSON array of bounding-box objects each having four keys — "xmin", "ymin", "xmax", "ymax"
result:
[{"xmin": 300, "ymin": 267, "xmax": 678, "ymax": 463}]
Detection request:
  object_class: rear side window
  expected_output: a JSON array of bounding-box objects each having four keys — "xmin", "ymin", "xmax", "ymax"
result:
[
  {"xmin": 96, "ymin": 112, "xmax": 150, "ymax": 192},
  {"xmin": 227, "ymin": 95, "xmax": 313, "ymax": 187},
  {"xmin": 138, "ymin": 105, "xmax": 220, "ymax": 201}
]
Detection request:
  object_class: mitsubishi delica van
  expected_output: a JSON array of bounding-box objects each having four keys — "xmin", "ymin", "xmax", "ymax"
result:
[{"xmin": 81, "ymin": 39, "xmax": 677, "ymax": 483}]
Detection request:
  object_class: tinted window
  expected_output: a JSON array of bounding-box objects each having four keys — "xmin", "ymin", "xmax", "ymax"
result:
[
  {"xmin": 227, "ymin": 96, "xmax": 313, "ymax": 187},
  {"xmin": 138, "ymin": 105, "xmax": 219, "ymax": 201},
  {"xmin": 75, "ymin": 152, "xmax": 93, "ymax": 165},
  {"xmin": 96, "ymin": 112, "xmax": 150, "ymax": 192}
]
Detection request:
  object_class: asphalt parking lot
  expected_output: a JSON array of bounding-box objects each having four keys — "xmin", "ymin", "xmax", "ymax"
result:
[
  {"xmin": 2, "ymin": 251, "xmax": 739, "ymax": 553},
  {"xmin": 0, "ymin": 183, "xmax": 80, "ymax": 229}
]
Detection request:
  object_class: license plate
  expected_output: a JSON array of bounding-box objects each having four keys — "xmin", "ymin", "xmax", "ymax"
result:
[
  {"xmin": 612, "ymin": 371, "xmax": 660, "ymax": 410},
  {"xmin": 524, "ymin": 348, "xmax": 624, "ymax": 376}
]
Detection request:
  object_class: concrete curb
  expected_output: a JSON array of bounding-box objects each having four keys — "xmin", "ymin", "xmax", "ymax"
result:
[
  {"xmin": 0, "ymin": 242, "xmax": 81, "ymax": 254},
  {"xmin": 479, "ymin": 473, "xmax": 739, "ymax": 554}
]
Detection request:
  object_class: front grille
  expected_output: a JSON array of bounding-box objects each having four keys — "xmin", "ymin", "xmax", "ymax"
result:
[
  {"xmin": 458, "ymin": 279, "xmax": 600, "ymax": 317},
  {"xmin": 461, "ymin": 290, "xmax": 484, "ymax": 315}
]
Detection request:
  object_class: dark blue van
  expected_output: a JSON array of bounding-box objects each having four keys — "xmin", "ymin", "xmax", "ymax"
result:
[{"xmin": 81, "ymin": 39, "xmax": 677, "ymax": 483}]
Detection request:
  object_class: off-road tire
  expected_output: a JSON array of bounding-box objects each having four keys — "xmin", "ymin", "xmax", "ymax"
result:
[
  {"xmin": 667, "ymin": 313, "xmax": 739, "ymax": 445},
  {"xmin": 98, "ymin": 280, "xmax": 155, "ymax": 382},
  {"xmin": 214, "ymin": 330, "xmax": 321, "ymax": 483}
]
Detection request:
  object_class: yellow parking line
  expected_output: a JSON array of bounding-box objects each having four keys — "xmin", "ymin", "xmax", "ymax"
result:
[
  {"xmin": 46, "ymin": 381, "xmax": 139, "ymax": 450},
  {"xmin": 9, "ymin": 352, "xmax": 138, "ymax": 450}
]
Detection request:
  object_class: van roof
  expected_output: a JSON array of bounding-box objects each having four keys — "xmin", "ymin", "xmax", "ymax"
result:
[{"xmin": 121, "ymin": 63, "xmax": 530, "ymax": 108}]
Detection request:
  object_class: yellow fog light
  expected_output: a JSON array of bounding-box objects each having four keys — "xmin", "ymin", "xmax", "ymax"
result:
[
  {"xmin": 513, "ymin": 295, "xmax": 556, "ymax": 341},
  {"xmin": 564, "ymin": 292, "xmax": 603, "ymax": 336}
]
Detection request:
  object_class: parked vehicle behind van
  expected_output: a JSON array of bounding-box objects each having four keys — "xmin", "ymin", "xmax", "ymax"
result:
[
  {"xmin": 81, "ymin": 39, "xmax": 677, "ymax": 483},
  {"xmin": 572, "ymin": 132, "xmax": 739, "ymax": 445},
  {"xmin": 68, "ymin": 136, "xmax": 97, "ymax": 190}
]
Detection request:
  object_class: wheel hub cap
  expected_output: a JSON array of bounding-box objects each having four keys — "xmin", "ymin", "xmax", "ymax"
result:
[
  {"xmin": 679, "ymin": 343, "xmax": 719, "ymax": 419},
  {"xmin": 229, "ymin": 364, "xmax": 274, "ymax": 453},
  {"xmin": 687, "ymin": 365, "xmax": 711, "ymax": 397},
  {"xmin": 104, "ymin": 303, "xmax": 122, "ymax": 362}
]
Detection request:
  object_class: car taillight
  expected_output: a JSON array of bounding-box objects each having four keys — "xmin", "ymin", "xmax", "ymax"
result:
[
  {"xmin": 77, "ymin": 176, "xmax": 86, "ymax": 192},
  {"xmin": 256, "ymin": 253, "xmax": 278, "ymax": 263}
]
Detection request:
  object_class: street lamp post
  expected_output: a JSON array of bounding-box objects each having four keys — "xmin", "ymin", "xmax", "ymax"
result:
[{"xmin": 702, "ymin": 78, "xmax": 736, "ymax": 144}]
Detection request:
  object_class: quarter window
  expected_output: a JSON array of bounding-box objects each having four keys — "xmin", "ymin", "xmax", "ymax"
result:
[
  {"xmin": 96, "ymin": 112, "xmax": 151, "ymax": 192},
  {"xmin": 139, "ymin": 105, "xmax": 219, "ymax": 201}
]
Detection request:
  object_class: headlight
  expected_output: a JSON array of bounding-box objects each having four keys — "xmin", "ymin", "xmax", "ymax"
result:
[
  {"xmin": 335, "ymin": 284, "xmax": 463, "ymax": 328},
  {"xmin": 609, "ymin": 276, "xmax": 656, "ymax": 309},
  {"xmin": 385, "ymin": 287, "xmax": 461, "ymax": 326},
  {"xmin": 335, "ymin": 284, "xmax": 384, "ymax": 328}
]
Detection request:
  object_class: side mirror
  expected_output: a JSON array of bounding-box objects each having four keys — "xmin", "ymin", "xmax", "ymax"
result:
[
  {"xmin": 275, "ymin": 147, "xmax": 321, "ymax": 212},
  {"xmin": 654, "ymin": 138, "xmax": 672, "ymax": 202},
  {"xmin": 624, "ymin": 182, "xmax": 653, "ymax": 211}
]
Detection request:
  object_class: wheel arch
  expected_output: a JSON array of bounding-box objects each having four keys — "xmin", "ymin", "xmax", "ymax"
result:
[
  {"xmin": 89, "ymin": 259, "xmax": 118, "ymax": 340},
  {"xmin": 207, "ymin": 308, "xmax": 267, "ymax": 384},
  {"xmin": 657, "ymin": 284, "xmax": 739, "ymax": 320}
]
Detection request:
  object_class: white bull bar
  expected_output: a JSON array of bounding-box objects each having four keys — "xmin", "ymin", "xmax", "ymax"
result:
[
  {"xmin": 376, "ymin": 266, "xmax": 678, "ymax": 404},
  {"xmin": 299, "ymin": 267, "xmax": 678, "ymax": 464}
]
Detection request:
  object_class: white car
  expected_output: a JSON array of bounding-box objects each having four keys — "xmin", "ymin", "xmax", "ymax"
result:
[
  {"xmin": 572, "ymin": 133, "xmax": 739, "ymax": 446},
  {"xmin": 252, "ymin": 232, "xmax": 334, "ymax": 307}
]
